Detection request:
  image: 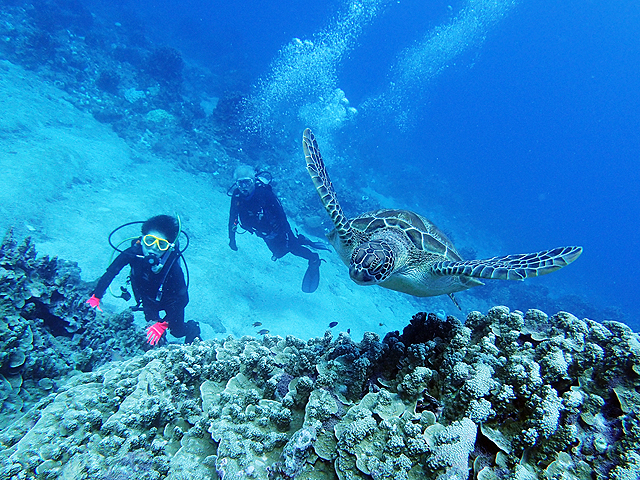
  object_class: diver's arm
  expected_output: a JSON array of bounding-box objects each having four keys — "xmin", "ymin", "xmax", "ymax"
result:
[
  {"xmin": 228, "ymin": 197, "xmax": 239, "ymax": 250},
  {"xmin": 93, "ymin": 248, "xmax": 134, "ymax": 299}
]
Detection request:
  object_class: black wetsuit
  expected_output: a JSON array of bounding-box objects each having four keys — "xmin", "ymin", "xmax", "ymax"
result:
[
  {"xmin": 229, "ymin": 182, "xmax": 319, "ymax": 262},
  {"xmin": 93, "ymin": 242, "xmax": 200, "ymax": 343}
]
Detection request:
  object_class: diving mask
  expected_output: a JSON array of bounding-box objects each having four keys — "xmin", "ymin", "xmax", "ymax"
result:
[
  {"xmin": 142, "ymin": 234, "xmax": 173, "ymax": 251},
  {"xmin": 236, "ymin": 177, "xmax": 255, "ymax": 196}
]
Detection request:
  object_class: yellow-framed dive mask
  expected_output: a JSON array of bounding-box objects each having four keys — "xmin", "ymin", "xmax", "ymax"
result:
[{"xmin": 142, "ymin": 234, "xmax": 173, "ymax": 251}]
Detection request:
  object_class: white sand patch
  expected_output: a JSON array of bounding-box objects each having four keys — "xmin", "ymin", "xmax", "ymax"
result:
[{"xmin": 0, "ymin": 60, "xmax": 456, "ymax": 342}]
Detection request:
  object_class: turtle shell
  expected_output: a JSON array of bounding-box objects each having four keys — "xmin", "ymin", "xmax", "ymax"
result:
[{"xmin": 349, "ymin": 209, "xmax": 463, "ymax": 261}]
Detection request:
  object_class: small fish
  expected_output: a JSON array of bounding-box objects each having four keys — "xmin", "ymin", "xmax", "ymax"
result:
[
  {"xmin": 329, "ymin": 321, "xmax": 338, "ymax": 328},
  {"xmin": 379, "ymin": 322, "xmax": 385, "ymax": 326},
  {"xmin": 257, "ymin": 329, "xmax": 269, "ymax": 335},
  {"xmin": 253, "ymin": 321, "xmax": 262, "ymax": 327},
  {"xmin": 347, "ymin": 328, "xmax": 351, "ymax": 334}
]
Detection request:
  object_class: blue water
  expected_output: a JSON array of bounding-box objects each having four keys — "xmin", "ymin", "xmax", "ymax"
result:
[{"xmin": 89, "ymin": 0, "xmax": 639, "ymax": 327}]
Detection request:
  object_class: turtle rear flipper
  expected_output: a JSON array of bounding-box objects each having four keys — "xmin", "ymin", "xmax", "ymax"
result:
[{"xmin": 431, "ymin": 246, "xmax": 583, "ymax": 280}]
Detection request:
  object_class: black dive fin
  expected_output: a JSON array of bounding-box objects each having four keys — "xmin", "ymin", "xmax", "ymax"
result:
[{"xmin": 302, "ymin": 259, "xmax": 321, "ymax": 293}]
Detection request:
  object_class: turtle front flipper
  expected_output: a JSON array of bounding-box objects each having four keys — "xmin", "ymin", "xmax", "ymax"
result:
[
  {"xmin": 303, "ymin": 128, "xmax": 352, "ymax": 245},
  {"xmin": 431, "ymin": 246, "xmax": 583, "ymax": 280}
]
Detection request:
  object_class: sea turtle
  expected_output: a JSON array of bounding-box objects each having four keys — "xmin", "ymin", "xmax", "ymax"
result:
[{"xmin": 302, "ymin": 128, "xmax": 582, "ymax": 307}]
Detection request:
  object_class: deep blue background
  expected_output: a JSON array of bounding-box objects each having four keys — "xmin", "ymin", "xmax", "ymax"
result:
[
  {"xmin": 400, "ymin": 0, "xmax": 640, "ymax": 321},
  {"xmin": 91, "ymin": 0, "xmax": 639, "ymax": 326}
]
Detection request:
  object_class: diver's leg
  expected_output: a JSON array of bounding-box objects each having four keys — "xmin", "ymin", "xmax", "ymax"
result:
[
  {"xmin": 287, "ymin": 231, "xmax": 319, "ymax": 262},
  {"xmin": 182, "ymin": 320, "xmax": 201, "ymax": 343},
  {"xmin": 264, "ymin": 232, "xmax": 290, "ymax": 260},
  {"xmin": 163, "ymin": 303, "xmax": 200, "ymax": 344},
  {"xmin": 288, "ymin": 233, "xmax": 321, "ymax": 293}
]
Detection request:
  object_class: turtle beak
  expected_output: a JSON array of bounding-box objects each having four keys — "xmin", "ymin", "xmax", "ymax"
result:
[{"xmin": 349, "ymin": 265, "xmax": 377, "ymax": 285}]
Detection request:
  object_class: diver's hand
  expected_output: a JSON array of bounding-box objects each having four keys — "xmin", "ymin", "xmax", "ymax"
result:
[
  {"xmin": 86, "ymin": 294, "xmax": 102, "ymax": 312},
  {"xmin": 229, "ymin": 239, "xmax": 238, "ymax": 251},
  {"xmin": 146, "ymin": 321, "xmax": 169, "ymax": 345}
]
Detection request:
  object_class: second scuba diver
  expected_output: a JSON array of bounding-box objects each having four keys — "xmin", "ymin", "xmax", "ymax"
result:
[
  {"xmin": 87, "ymin": 214, "xmax": 200, "ymax": 345},
  {"xmin": 228, "ymin": 165, "xmax": 328, "ymax": 293}
]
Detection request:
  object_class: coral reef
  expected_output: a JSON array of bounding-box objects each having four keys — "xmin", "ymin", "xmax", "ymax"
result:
[
  {"xmin": 145, "ymin": 46, "xmax": 184, "ymax": 84},
  {"xmin": 1, "ymin": 297, "xmax": 639, "ymax": 479},
  {"xmin": 95, "ymin": 70, "xmax": 121, "ymax": 95},
  {"xmin": 0, "ymin": 231, "xmax": 145, "ymax": 428}
]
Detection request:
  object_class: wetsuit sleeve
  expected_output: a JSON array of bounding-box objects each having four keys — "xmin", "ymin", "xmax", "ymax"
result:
[
  {"xmin": 93, "ymin": 248, "xmax": 134, "ymax": 299},
  {"xmin": 229, "ymin": 196, "xmax": 239, "ymax": 241}
]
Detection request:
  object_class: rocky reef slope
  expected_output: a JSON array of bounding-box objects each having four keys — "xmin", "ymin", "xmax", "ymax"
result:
[{"xmin": 0, "ymin": 231, "xmax": 145, "ymax": 429}]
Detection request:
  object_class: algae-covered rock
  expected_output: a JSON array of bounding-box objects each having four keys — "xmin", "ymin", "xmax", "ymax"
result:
[{"xmin": 0, "ymin": 232, "xmax": 146, "ymax": 427}]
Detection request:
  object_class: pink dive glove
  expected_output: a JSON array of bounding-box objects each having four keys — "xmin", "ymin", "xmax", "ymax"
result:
[
  {"xmin": 86, "ymin": 294, "xmax": 102, "ymax": 312},
  {"xmin": 146, "ymin": 321, "xmax": 169, "ymax": 345}
]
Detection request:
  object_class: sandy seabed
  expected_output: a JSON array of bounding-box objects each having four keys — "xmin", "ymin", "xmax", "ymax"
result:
[{"xmin": 0, "ymin": 60, "xmax": 457, "ymax": 344}]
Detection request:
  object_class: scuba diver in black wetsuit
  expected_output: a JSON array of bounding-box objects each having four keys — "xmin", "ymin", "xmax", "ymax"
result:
[
  {"xmin": 228, "ymin": 165, "xmax": 328, "ymax": 293},
  {"xmin": 86, "ymin": 215, "xmax": 200, "ymax": 345}
]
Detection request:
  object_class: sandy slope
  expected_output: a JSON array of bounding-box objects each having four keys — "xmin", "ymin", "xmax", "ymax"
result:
[{"xmin": 0, "ymin": 60, "xmax": 449, "ymax": 342}]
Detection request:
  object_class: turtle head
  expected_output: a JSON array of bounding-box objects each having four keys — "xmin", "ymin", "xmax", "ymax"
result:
[{"xmin": 349, "ymin": 241, "xmax": 395, "ymax": 285}]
